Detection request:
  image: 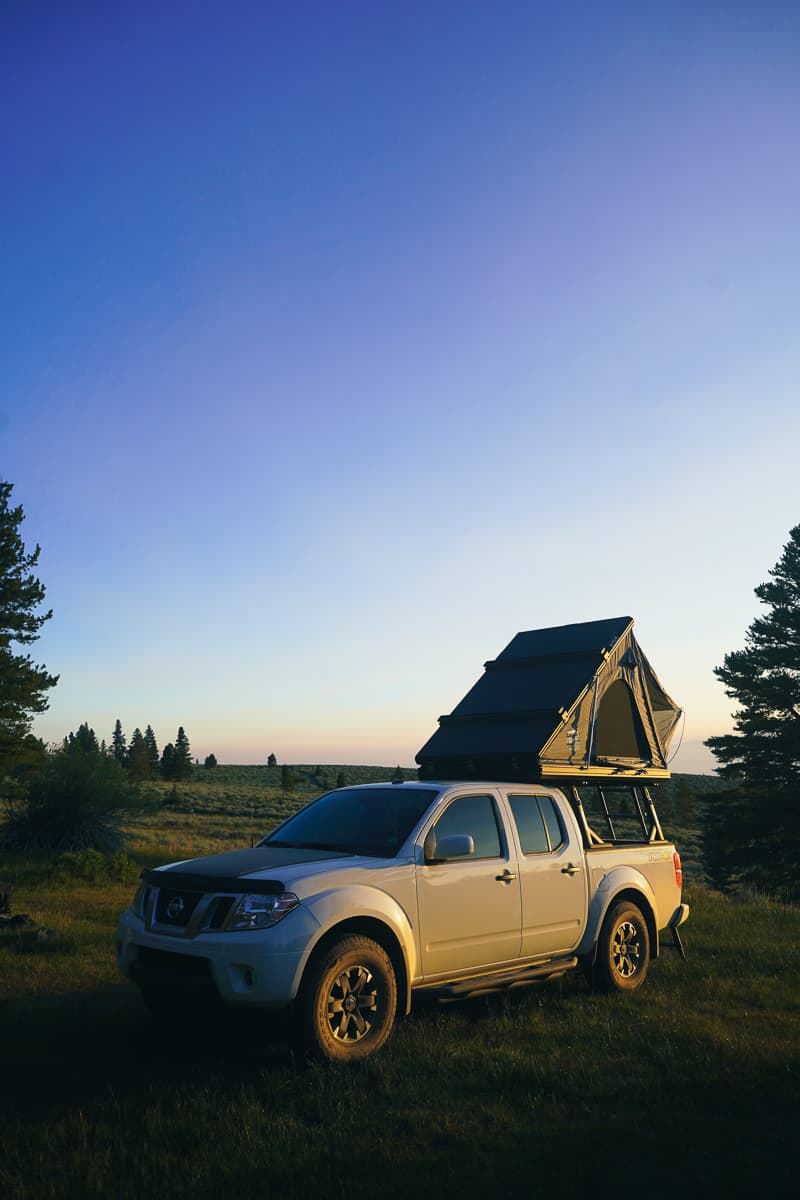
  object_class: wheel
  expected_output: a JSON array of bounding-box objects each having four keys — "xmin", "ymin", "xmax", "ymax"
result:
[
  {"xmin": 595, "ymin": 901, "xmax": 650, "ymax": 992},
  {"xmin": 296, "ymin": 935, "xmax": 397, "ymax": 1063}
]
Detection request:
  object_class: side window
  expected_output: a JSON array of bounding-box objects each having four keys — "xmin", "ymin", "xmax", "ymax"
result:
[
  {"xmin": 433, "ymin": 794, "xmax": 502, "ymax": 860},
  {"xmin": 538, "ymin": 795, "xmax": 564, "ymax": 851},
  {"xmin": 509, "ymin": 794, "xmax": 564, "ymax": 854}
]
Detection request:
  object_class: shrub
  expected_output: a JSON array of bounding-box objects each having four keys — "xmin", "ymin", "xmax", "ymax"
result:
[
  {"xmin": 55, "ymin": 849, "xmax": 139, "ymax": 883},
  {"xmin": 0, "ymin": 749, "xmax": 159, "ymax": 853}
]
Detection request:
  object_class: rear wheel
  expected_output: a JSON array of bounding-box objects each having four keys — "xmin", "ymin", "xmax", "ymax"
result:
[
  {"xmin": 596, "ymin": 901, "xmax": 650, "ymax": 992},
  {"xmin": 296, "ymin": 935, "xmax": 397, "ymax": 1062}
]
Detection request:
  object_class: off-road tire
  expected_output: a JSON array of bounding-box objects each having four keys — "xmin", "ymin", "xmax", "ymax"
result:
[
  {"xmin": 595, "ymin": 900, "xmax": 650, "ymax": 993},
  {"xmin": 295, "ymin": 935, "xmax": 397, "ymax": 1063}
]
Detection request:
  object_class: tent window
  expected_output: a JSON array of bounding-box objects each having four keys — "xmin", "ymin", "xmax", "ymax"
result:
[{"xmin": 594, "ymin": 680, "xmax": 651, "ymax": 761}]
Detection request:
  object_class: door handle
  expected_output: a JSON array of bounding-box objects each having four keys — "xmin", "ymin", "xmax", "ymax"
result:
[
  {"xmin": 495, "ymin": 869, "xmax": 517, "ymax": 884},
  {"xmin": 561, "ymin": 863, "xmax": 581, "ymax": 876}
]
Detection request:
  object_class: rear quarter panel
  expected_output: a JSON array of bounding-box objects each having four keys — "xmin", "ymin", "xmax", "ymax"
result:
[{"xmin": 578, "ymin": 843, "xmax": 680, "ymax": 958}]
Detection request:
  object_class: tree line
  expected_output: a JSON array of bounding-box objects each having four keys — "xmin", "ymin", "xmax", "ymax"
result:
[{"xmin": 66, "ymin": 719, "xmax": 195, "ymax": 781}]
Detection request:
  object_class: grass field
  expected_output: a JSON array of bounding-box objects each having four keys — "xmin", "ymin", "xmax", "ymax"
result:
[{"xmin": 1, "ymin": 767, "xmax": 797, "ymax": 1199}]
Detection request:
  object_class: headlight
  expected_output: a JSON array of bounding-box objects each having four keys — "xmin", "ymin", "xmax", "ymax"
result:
[{"xmin": 228, "ymin": 892, "xmax": 300, "ymax": 931}]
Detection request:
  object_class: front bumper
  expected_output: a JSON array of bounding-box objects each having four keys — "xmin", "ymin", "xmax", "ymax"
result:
[{"xmin": 116, "ymin": 903, "xmax": 321, "ymax": 1009}]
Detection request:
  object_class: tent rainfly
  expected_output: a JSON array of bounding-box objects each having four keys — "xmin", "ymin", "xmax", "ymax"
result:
[{"xmin": 416, "ymin": 616, "xmax": 682, "ymax": 783}]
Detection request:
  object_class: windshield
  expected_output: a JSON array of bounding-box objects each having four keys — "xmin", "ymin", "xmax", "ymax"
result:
[{"xmin": 262, "ymin": 787, "xmax": 439, "ymax": 858}]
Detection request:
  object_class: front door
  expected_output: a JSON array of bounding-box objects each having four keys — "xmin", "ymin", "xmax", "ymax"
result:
[{"xmin": 415, "ymin": 793, "xmax": 522, "ymax": 978}]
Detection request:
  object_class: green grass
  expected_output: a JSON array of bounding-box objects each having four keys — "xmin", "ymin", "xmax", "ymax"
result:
[{"xmin": 1, "ymin": 767, "xmax": 797, "ymax": 1199}]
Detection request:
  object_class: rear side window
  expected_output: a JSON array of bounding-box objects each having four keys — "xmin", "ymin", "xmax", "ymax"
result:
[
  {"xmin": 509, "ymin": 794, "xmax": 564, "ymax": 855},
  {"xmin": 433, "ymin": 794, "xmax": 502, "ymax": 860}
]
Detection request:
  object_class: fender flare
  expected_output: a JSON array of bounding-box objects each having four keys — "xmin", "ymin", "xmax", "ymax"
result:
[
  {"xmin": 295, "ymin": 884, "xmax": 418, "ymax": 1014},
  {"xmin": 578, "ymin": 867, "xmax": 660, "ymax": 964}
]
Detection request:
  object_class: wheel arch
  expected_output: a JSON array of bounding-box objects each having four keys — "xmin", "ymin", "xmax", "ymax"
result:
[
  {"xmin": 298, "ymin": 916, "xmax": 411, "ymax": 1016},
  {"xmin": 582, "ymin": 885, "xmax": 659, "ymax": 967}
]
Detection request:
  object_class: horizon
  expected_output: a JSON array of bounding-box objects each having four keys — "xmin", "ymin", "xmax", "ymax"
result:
[{"xmin": 4, "ymin": 3, "xmax": 799, "ymax": 777}]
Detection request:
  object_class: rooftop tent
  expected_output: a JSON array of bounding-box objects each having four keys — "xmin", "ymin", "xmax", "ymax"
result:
[{"xmin": 416, "ymin": 616, "xmax": 682, "ymax": 782}]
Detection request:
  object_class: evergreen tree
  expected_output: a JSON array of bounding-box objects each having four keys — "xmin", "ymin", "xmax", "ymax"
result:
[
  {"xmin": 111, "ymin": 719, "xmax": 127, "ymax": 765},
  {"xmin": 392, "ymin": 765, "xmax": 404, "ymax": 783},
  {"xmin": 65, "ymin": 722, "xmax": 100, "ymax": 755},
  {"xmin": 128, "ymin": 728, "xmax": 150, "ymax": 781},
  {"xmin": 704, "ymin": 524, "xmax": 800, "ymax": 899},
  {"xmin": 160, "ymin": 743, "xmax": 176, "ymax": 779},
  {"xmin": 144, "ymin": 725, "xmax": 159, "ymax": 776},
  {"xmin": 675, "ymin": 778, "xmax": 696, "ymax": 826},
  {"xmin": 173, "ymin": 726, "xmax": 193, "ymax": 780},
  {"xmin": 204, "ymin": 753, "xmax": 218, "ymax": 769},
  {"xmin": 0, "ymin": 481, "xmax": 58, "ymax": 771},
  {"xmin": 267, "ymin": 752, "xmax": 277, "ymax": 768},
  {"xmin": 281, "ymin": 764, "xmax": 295, "ymax": 792}
]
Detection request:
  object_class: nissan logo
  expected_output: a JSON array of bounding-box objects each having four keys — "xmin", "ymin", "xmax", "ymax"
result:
[{"xmin": 166, "ymin": 896, "xmax": 185, "ymax": 920}]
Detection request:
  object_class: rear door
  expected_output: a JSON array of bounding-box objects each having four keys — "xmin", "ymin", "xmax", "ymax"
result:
[
  {"xmin": 503, "ymin": 789, "xmax": 587, "ymax": 957},
  {"xmin": 415, "ymin": 791, "xmax": 522, "ymax": 978}
]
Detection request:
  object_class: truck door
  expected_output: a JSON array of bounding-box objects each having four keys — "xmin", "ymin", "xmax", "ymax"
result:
[
  {"xmin": 415, "ymin": 792, "xmax": 522, "ymax": 978},
  {"xmin": 505, "ymin": 791, "xmax": 587, "ymax": 957}
]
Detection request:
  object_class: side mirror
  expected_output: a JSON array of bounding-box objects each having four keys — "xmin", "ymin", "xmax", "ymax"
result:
[{"xmin": 424, "ymin": 833, "xmax": 475, "ymax": 863}]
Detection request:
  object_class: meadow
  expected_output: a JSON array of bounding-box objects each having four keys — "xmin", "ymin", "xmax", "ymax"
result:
[{"xmin": 1, "ymin": 767, "xmax": 797, "ymax": 1199}]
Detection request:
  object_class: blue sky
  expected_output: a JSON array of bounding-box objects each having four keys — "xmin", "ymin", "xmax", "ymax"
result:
[{"xmin": 3, "ymin": 1, "xmax": 799, "ymax": 771}]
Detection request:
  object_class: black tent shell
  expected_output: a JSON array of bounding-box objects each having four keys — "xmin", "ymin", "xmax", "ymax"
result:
[{"xmin": 416, "ymin": 616, "xmax": 682, "ymax": 783}]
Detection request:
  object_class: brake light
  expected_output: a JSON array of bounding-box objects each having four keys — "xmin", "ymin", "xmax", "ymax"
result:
[{"xmin": 673, "ymin": 851, "xmax": 683, "ymax": 890}]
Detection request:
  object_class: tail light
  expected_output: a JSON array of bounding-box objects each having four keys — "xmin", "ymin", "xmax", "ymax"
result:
[{"xmin": 673, "ymin": 851, "xmax": 683, "ymax": 890}]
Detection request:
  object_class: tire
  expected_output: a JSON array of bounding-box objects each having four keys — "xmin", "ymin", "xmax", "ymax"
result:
[
  {"xmin": 595, "ymin": 900, "xmax": 650, "ymax": 993},
  {"xmin": 296, "ymin": 935, "xmax": 397, "ymax": 1063}
]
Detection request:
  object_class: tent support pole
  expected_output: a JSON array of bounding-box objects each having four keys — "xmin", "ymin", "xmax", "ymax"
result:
[
  {"xmin": 569, "ymin": 785, "xmax": 605, "ymax": 848},
  {"xmin": 642, "ymin": 785, "xmax": 665, "ymax": 843}
]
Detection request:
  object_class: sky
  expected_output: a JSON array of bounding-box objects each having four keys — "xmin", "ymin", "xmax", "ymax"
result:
[{"xmin": 3, "ymin": 1, "xmax": 799, "ymax": 773}]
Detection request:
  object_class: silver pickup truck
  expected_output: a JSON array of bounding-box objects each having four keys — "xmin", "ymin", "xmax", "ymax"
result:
[{"xmin": 116, "ymin": 778, "xmax": 689, "ymax": 1061}]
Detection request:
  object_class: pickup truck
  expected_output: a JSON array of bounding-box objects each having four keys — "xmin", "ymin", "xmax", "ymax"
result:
[{"xmin": 116, "ymin": 778, "xmax": 689, "ymax": 1061}]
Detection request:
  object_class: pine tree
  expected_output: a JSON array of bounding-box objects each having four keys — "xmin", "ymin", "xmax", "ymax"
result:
[
  {"xmin": 0, "ymin": 481, "xmax": 58, "ymax": 770},
  {"xmin": 111, "ymin": 719, "xmax": 127, "ymax": 765},
  {"xmin": 267, "ymin": 753, "xmax": 277, "ymax": 768},
  {"xmin": 160, "ymin": 743, "xmax": 176, "ymax": 780},
  {"xmin": 128, "ymin": 728, "xmax": 150, "ymax": 781},
  {"xmin": 204, "ymin": 753, "xmax": 218, "ymax": 769},
  {"xmin": 704, "ymin": 524, "xmax": 800, "ymax": 899},
  {"xmin": 173, "ymin": 726, "xmax": 193, "ymax": 781},
  {"xmin": 675, "ymin": 778, "xmax": 695, "ymax": 826},
  {"xmin": 144, "ymin": 725, "xmax": 159, "ymax": 777},
  {"xmin": 65, "ymin": 723, "xmax": 100, "ymax": 755}
]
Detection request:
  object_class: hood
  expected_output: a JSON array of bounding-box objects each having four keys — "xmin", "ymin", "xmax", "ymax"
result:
[{"xmin": 142, "ymin": 844, "xmax": 353, "ymax": 894}]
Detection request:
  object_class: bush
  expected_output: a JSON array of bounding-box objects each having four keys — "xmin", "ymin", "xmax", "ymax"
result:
[
  {"xmin": 54, "ymin": 849, "xmax": 139, "ymax": 883},
  {"xmin": 0, "ymin": 749, "xmax": 159, "ymax": 853}
]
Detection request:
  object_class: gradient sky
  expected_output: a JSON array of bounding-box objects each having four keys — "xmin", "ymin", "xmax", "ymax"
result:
[{"xmin": 3, "ymin": 1, "xmax": 799, "ymax": 772}]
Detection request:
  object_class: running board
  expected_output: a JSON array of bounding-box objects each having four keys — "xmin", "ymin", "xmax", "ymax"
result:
[{"xmin": 423, "ymin": 956, "xmax": 579, "ymax": 1000}]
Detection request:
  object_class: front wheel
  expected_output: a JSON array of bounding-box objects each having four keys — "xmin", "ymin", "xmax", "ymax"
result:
[
  {"xmin": 295, "ymin": 935, "xmax": 397, "ymax": 1063},
  {"xmin": 595, "ymin": 901, "xmax": 650, "ymax": 992}
]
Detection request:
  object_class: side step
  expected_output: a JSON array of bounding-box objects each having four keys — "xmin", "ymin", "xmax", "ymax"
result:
[{"xmin": 423, "ymin": 956, "xmax": 579, "ymax": 1001}]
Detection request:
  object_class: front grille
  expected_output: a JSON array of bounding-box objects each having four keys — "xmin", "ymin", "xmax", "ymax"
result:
[
  {"xmin": 206, "ymin": 896, "xmax": 235, "ymax": 930},
  {"xmin": 135, "ymin": 946, "xmax": 212, "ymax": 980},
  {"xmin": 154, "ymin": 888, "xmax": 204, "ymax": 927}
]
